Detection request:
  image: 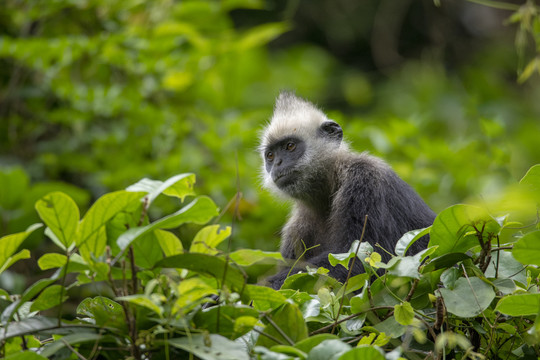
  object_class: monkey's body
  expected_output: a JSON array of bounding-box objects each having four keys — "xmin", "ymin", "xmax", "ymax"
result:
[{"xmin": 260, "ymin": 92, "xmax": 435, "ymax": 289}]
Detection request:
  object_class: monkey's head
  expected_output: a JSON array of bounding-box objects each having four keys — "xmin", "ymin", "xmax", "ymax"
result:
[{"xmin": 260, "ymin": 92, "xmax": 348, "ymax": 200}]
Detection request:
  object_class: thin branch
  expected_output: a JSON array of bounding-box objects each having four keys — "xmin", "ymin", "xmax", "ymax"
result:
[
  {"xmin": 332, "ymin": 215, "xmax": 368, "ymax": 333},
  {"xmin": 263, "ymin": 313, "xmax": 295, "ymax": 346}
]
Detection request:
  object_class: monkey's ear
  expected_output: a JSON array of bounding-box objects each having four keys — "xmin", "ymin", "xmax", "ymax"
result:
[{"xmin": 319, "ymin": 121, "xmax": 343, "ymax": 142}]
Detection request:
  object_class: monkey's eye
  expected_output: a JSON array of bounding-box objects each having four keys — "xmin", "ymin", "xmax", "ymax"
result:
[
  {"xmin": 266, "ymin": 151, "xmax": 274, "ymax": 161},
  {"xmin": 286, "ymin": 142, "xmax": 296, "ymax": 151}
]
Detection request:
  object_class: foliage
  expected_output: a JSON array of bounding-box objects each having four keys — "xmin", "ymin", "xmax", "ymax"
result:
[{"xmin": 0, "ymin": 165, "xmax": 539, "ymax": 359}]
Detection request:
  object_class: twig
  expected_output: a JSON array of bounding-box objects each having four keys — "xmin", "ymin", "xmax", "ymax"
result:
[
  {"xmin": 263, "ymin": 313, "xmax": 295, "ymax": 345},
  {"xmin": 331, "ymin": 215, "xmax": 368, "ymax": 334},
  {"xmin": 253, "ymin": 327, "xmax": 286, "ymax": 345}
]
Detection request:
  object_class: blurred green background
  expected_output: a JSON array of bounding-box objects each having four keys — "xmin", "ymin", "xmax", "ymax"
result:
[{"xmin": 1, "ymin": 0, "xmax": 540, "ymax": 255}]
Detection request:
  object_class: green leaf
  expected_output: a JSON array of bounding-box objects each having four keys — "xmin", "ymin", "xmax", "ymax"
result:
[
  {"xmin": 155, "ymin": 229, "xmax": 183, "ymax": 256},
  {"xmin": 328, "ymin": 251, "xmax": 355, "ymax": 270},
  {"xmin": 379, "ymin": 253, "xmax": 422, "ymax": 279},
  {"xmin": 116, "ymin": 294, "xmax": 163, "ymax": 317},
  {"xmin": 0, "ymin": 249, "xmax": 30, "ymax": 275},
  {"xmin": 373, "ymin": 317, "xmax": 407, "ymax": 338},
  {"xmin": 0, "ymin": 223, "xmax": 42, "ymax": 274},
  {"xmin": 237, "ymin": 22, "xmax": 290, "ymax": 51},
  {"xmin": 294, "ymin": 334, "xmax": 340, "ymax": 354},
  {"xmin": 338, "ymin": 346, "xmax": 385, "ymax": 360},
  {"xmin": 35, "ymin": 191, "xmax": 79, "ymax": 248},
  {"xmin": 246, "ymin": 284, "xmax": 287, "ymax": 311},
  {"xmin": 513, "ymin": 230, "xmax": 540, "ymax": 266},
  {"xmin": 40, "ymin": 333, "xmax": 104, "ymax": 358},
  {"xmin": 156, "ymin": 253, "xmax": 246, "ymax": 295},
  {"xmin": 116, "ymin": 196, "xmax": 218, "ymax": 252},
  {"xmin": 132, "ymin": 232, "xmax": 164, "ymax": 268},
  {"xmin": 495, "ymin": 293, "xmax": 540, "ymax": 316},
  {"xmin": 76, "ymin": 296, "xmax": 127, "ymax": 332},
  {"xmin": 394, "ymin": 301, "xmax": 414, "ymax": 326},
  {"xmin": 429, "ymin": 205, "xmax": 499, "ymax": 257},
  {"xmin": 126, "ymin": 173, "xmax": 196, "ymax": 204},
  {"xmin": 518, "ymin": 57, "xmax": 540, "ymax": 83},
  {"xmin": 5, "ymin": 351, "xmax": 48, "ymax": 360},
  {"xmin": 38, "ymin": 253, "xmax": 87, "ymax": 273},
  {"xmin": 168, "ymin": 334, "xmax": 250, "ymax": 360},
  {"xmin": 422, "ymin": 253, "xmax": 471, "ymax": 273},
  {"xmin": 437, "ymin": 277, "xmax": 495, "ymax": 318},
  {"xmin": 229, "ymin": 249, "xmax": 283, "ymax": 266},
  {"xmin": 395, "ymin": 227, "xmax": 431, "ymax": 256},
  {"xmin": 308, "ymin": 339, "xmax": 351, "ymax": 360},
  {"xmin": 30, "ymin": 285, "xmax": 68, "ymax": 312},
  {"xmin": 190, "ymin": 225, "xmax": 231, "ymax": 254},
  {"xmin": 194, "ymin": 304, "xmax": 259, "ymax": 339},
  {"xmin": 0, "ymin": 316, "xmax": 78, "ymax": 340},
  {"xmin": 0, "ymin": 167, "xmax": 29, "ymax": 210},
  {"xmin": 78, "ymin": 190, "xmax": 145, "ymax": 259},
  {"xmin": 256, "ymin": 303, "xmax": 308, "ymax": 347}
]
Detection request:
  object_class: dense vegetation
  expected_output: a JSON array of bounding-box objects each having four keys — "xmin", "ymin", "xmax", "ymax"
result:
[{"xmin": 2, "ymin": 0, "xmax": 540, "ymax": 359}]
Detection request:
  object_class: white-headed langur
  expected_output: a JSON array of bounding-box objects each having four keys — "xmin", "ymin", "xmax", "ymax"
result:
[{"xmin": 260, "ymin": 92, "xmax": 435, "ymax": 289}]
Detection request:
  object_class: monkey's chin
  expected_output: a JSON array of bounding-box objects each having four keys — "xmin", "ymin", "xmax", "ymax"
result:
[{"xmin": 273, "ymin": 173, "xmax": 298, "ymax": 190}]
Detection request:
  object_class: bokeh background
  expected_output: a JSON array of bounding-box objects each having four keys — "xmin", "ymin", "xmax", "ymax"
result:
[{"xmin": 1, "ymin": 0, "xmax": 540, "ymax": 259}]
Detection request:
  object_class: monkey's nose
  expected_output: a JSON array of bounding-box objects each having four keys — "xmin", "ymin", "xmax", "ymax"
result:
[{"xmin": 276, "ymin": 158, "xmax": 283, "ymax": 166}]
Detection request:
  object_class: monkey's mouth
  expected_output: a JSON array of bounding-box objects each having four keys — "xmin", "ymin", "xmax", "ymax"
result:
[{"xmin": 273, "ymin": 171, "xmax": 298, "ymax": 188}]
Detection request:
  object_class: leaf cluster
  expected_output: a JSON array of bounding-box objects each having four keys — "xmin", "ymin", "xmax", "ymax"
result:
[{"xmin": 0, "ymin": 164, "xmax": 539, "ymax": 359}]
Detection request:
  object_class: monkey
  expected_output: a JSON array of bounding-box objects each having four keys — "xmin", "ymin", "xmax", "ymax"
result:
[{"xmin": 260, "ymin": 92, "xmax": 436, "ymax": 290}]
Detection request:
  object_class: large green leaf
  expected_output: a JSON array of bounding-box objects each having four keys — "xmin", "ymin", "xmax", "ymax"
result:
[
  {"xmin": 495, "ymin": 293, "xmax": 540, "ymax": 316},
  {"xmin": 437, "ymin": 277, "xmax": 495, "ymax": 318},
  {"xmin": 256, "ymin": 302, "xmax": 308, "ymax": 347},
  {"xmin": 116, "ymin": 196, "xmax": 218, "ymax": 252},
  {"xmin": 395, "ymin": 226, "xmax": 431, "ymax": 256},
  {"xmin": 519, "ymin": 164, "xmax": 540, "ymax": 201},
  {"xmin": 76, "ymin": 296, "xmax": 127, "ymax": 332},
  {"xmin": 429, "ymin": 205, "xmax": 500, "ymax": 257},
  {"xmin": 77, "ymin": 190, "xmax": 145, "ymax": 260},
  {"xmin": 0, "ymin": 223, "xmax": 42, "ymax": 274},
  {"xmin": 512, "ymin": 230, "xmax": 540, "ymax": 266},
  {"xmin": 35, "ymin": 191, "xmax": 79, "ymax": 249},
  {"xmin": 155, "ymin": 229, "xmax": 183, "ymax": 256},
  {"xmin": 126, "ymin": 173, "xmax": 196, "ymax": 204}
]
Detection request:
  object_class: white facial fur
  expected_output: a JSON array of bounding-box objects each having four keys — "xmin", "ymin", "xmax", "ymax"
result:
[{"xmin": 260, "ymin": 92, "xmax": 348, "ymax": 198}]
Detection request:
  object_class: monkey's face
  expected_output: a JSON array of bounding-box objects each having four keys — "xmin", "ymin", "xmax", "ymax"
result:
[
  {"xmin": 262, "ymin": 120, "xmax": 344, "ymax": 198},
  {"xmin": 264, "ymin": 136, "xmax": 306, "ymax": 191}
]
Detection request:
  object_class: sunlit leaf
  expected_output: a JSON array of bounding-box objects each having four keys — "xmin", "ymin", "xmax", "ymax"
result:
[
  {"xmin": 35, "ymin": 191, "xmax": 79, "ymax": 248},
  {"xmin": 0, "ymin": 224, "xmax": 42, "ymax": 274},
  {"xmin": 512, "ymin": 230, "xmax": 540, "ymax": 266},
  {"xmin": 126, "ymin": 173, "xmax": 196, "ymax": 204},
  {"xmin": 394, "ymin": 301, "xmax": 415, "ymax": 326},
  {"xmin": 155, "ymin": 229, "xmax": 183, "ymax": 256},
  {"xmin": 116, "ymin": 196, "xmax": 218, "ymax": 252},
  {"xmin": 495, "ymin": 293, "xmax": 540, "ymax": 316},
  {"xmin": 190, "ymin": 225, "xmax": 231, "ymax": 254}
]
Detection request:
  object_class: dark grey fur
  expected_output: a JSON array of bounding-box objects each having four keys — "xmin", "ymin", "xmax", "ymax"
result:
[{"xmin": 261, "ymin": 93, "xmax": 435, "ymax": 289}]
